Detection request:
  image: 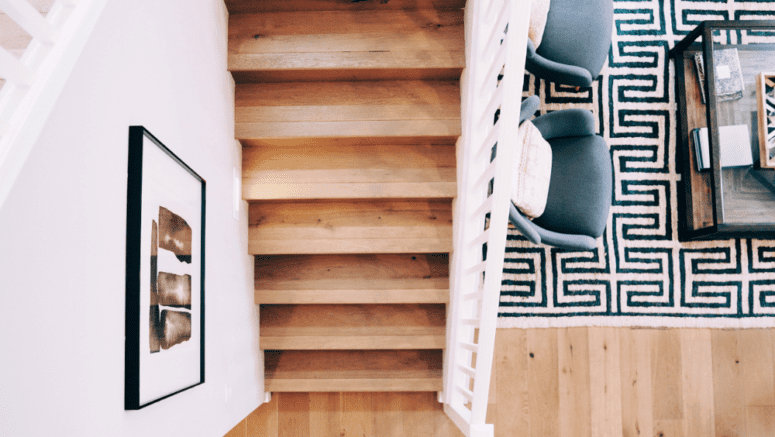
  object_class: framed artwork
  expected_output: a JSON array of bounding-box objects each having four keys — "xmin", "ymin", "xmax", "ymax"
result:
[{"xmin": 125, "ymin": 126, "xmax": 205, "ymax": 410}]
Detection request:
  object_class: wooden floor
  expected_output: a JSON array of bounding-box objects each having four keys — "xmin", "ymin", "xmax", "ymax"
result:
[{"xmin": 226, "ymin": 327, "xmax": 775, "ymax": 437}]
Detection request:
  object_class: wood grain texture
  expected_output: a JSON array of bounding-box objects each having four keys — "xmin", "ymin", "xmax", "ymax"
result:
[
  {"xmin": 557, "ymin": 328, "xmax": 591, "ymax": 437},
  {"xmin": 588, "ymin": 328, "xmax": 622, "ymax": 437},
  {"xmin": 233, "ymin": 327, "xmax": 775, "ymax": 437},
  {"xmin": 265, "ymin": 349, "xmax": 442, "ymax": 392},
  {"xmin": 679, "ymin": 329, "xmax": 715, "ymax": 437},
  {"xmin": 278, "ymin": 393, "xmax": 311, "ymax": 436},
  {"xmin": 225, "ymin": 0, "xmax": 465, "ymax": 13},
  {"xmin": 527, "ymin": 329, "xmax": 559, "ymax": 437},
  {"xmin": 260, "ymin": 304, "xmax": 445, "ymax": 349},
  {"xmin": 682, "ymin": 50, "xmax": 714, "ymax": 230},
  {"xmin": 242, "ymin": 142, "xmax": 456, "ymax": 200},
  {"xmin": 247, "ymin": 393, "xmax": 279, "ymax": 437},
  {"xmin": 309, "ymin": 392, "xmax": 342, "ymax": 437},
  {"xmin": 228, "ymin": 10, "xmax": 463, "ymax": 81},
  {"xmin": 254, "ymin": 254, "xmax": 449, "ymax": 304},
  {"xmin": 619, "ymin": 329, "xmax": 653, "ymax": 437},
  {"xmin": 248, "ymin": 199, "xmax": 453, "ymax": 254},
  {"xmin": 235, "ymin": 80, "xmax": 461, "ymax": 139},
  {"xmin": 711, "ymin": 329, "xmax": 745, "ymax": 437},
  {"xmin": 240, "ymin": 136, "xmax": 457, "ymax": 148}
]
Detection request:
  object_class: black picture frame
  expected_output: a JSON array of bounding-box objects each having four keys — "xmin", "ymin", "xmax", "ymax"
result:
[{"xmin": 125, "ymin": 126, "xmax": 206, "ymax": 410}]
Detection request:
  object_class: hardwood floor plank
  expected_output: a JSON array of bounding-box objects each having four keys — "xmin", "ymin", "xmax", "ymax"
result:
[
  {"xmin": 558, "ymin": 328, "xmax": 591, "ymax": 437},
  {"xmin": 373, "ymin": 392, "xmax": 404, "ymax": 437},
  {"xmin": 653, "ymin": 419, "xmax": 685, "ymax": 437},
  {"xmin": 746, "ymin": 406, "xmax": 775, "ymax": 437},
  {"xmin": 494, "ymin": 329, "xmax": 529, "ymax": 437},
  {"xmin": 619, "ymin": 329, "xmax": 654, "ymax": 437},
  {"xmin": 588, "ymin": 328, "xmax": 622, "ymax": 437},
  {"xmin": 651, "ymin": 330, "xmax": 684, "ymax": 421},
  {"xmin": 247, "ymin": 393, "xmax": 279, "ymax": 437},
  {"xmin": 711, "ymin": 329, "xmax": 746, "ymax": 437},
  {"xmin": 738, "ymin": 329, "xmax": 775, "ymax": 407},
  {"xmin": 527, "ymin": 329, "xmax": 559, "ymax": 437},
  {"xmin": 343, "ymin": 392, "xmax": 375, "ymax": 437},
  {"xmin": 680, "ymin": 330, "xmax": 715, "ymax": 437},
  {"xmin": 278, "ymin": 393, "xmax": 311, "ymax": 436},
  {"xmin": 309, "ymin": 392, "xmax": 342, "ymax": 437},
  {"xmin": 402, "ymin": 392, "xmax": 436, "ymax": 437}
]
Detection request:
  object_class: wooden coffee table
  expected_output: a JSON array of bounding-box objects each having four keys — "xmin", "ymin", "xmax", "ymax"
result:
[{"xmin": 671, "ymin": 20, "xmax": 775, "ymax": 241}]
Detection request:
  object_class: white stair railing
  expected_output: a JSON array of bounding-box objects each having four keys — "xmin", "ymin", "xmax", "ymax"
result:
[
  {"xmin": 443, "ymin": 0, "xmax": 530, "ymax": 435},
  {"xmin": 0, "ymin": 0, "xmax": 108, "ymax": 209}
]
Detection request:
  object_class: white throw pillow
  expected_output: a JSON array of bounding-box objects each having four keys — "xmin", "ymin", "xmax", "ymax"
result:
[
  {"xmin": 512, "ymin": 120, "xmax": 552, "ymax": 219},
  {"xmin": 529, "ymin": 0, "xmax": 551, "ymax": 48}
]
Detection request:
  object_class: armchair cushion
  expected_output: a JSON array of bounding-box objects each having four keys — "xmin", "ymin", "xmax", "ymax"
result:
[
  {"xmin": 532, "ymin": 134, "xmax": 612, "ymax": 238},
  {"xmin": 528, "ymin": 0, "xmax": 551, "ymax": 48},
  {"xmin": 511, "ymin": 120, "xmax": 552, "ymax": 218}
]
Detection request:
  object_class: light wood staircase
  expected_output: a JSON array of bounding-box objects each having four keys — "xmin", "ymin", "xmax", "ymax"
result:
[{"xmin": 227, "ymin": 0, "xmax": 464, "ymax": 393}]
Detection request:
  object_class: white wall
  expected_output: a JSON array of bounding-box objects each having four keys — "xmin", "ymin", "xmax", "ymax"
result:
[{"xmin": 0, "ymin": 1, "xmax": 263, "ymax": 435}]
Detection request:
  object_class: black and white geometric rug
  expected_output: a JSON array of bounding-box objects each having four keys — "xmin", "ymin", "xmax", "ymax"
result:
[{"xmin": 498, "ymin": 0, "xmax": 775, "ymax": 328}]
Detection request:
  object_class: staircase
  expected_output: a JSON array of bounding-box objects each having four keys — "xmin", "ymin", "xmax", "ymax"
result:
[{"xmin": 227, "ymin": 0, "xmax": 464, "ymax": 394}]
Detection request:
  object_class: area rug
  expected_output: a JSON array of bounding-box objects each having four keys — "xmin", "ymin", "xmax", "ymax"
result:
[{"xmin": 498, "ymin": 0, "xmax": 775, "ymax": 328}]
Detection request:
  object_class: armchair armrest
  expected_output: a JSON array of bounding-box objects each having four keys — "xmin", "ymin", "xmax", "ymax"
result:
[
  {"xmin": 519, "ymin": 95, "xmax": 541, "ymax": 126},
  {"xmin": 526, "ymin": 39, "xmax": 594, "ymax": 88},
  {"xmin": 509, "ymin": 203, "xmax": 598, "ymax": 251}
]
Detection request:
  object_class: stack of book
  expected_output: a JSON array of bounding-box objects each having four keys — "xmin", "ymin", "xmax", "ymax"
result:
[
  {"xmin": 694, "ymin": 48, "xmax": 745, "ymax": 104},
  {"xmin": 692, "ymin": 124, "xmax": 753, "ymax": 171}
]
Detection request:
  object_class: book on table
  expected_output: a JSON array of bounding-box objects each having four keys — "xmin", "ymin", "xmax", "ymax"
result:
[
  {"xmin": 694, "ymin": 48, "xmax": 745, "ymax": 103},
  {"xmin": 692, "ymin": 124, "xmax": 753, "ymax": 171}
]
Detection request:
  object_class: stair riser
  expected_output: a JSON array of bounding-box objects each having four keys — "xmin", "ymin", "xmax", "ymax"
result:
[
  {"xmin": 260, "ymin": 336, "xmax": 445, "ymax": 350},
  {"xmin": 256, "ymin": 289, "xmax": 450, "ymax": 304},
  {"xmin": 265, "ymin": 379, "xmax": 443, "ymax": 392}
]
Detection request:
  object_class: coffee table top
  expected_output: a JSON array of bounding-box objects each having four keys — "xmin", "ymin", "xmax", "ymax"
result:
[{"xmin": 672, "ymin": 21, "xmax": 775, "ymax": 236}]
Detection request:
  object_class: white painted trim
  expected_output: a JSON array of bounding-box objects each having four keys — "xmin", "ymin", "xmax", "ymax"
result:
[
  {"xmin": 0, "ymin": 0, "xmax": 108, "ymax": 211},
  {"xmin": 0, "ymin": 0, "xmax": 57, "ymax": 43},
  {"xmin": 0, "ymin": 47, "xmax": 32, "ymax": 86},
  {"xmin": 444, "ymin": 0, "xmax": 531, "ymax": 434}
]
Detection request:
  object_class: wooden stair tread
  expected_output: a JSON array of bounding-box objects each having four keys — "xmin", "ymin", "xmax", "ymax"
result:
[
  {"xmin": 226, "ymin": 0, "xmax": 465, "ymax": 13},
  {"xmin": 242, "ymin": 142, "xmax": 456, "ymax": 200},
  {"xmin": 248, "ymin": 199, "xmax": 452, "ymax": 254},
  {"xmin": 235, "ymin": 80, "xmax": 461, "ymax": 139},
  {"xmin": 228, "ymin": 10, "xmax": 463, "ymax": 82},
  {"xmin": 255, "ymin": 254, "xmax": 449, "ymax": 304},
  {"xmin": 264, "ymin": 350, "xmax": 442, "ymax": 391},
  {"xmin": 260, "ymin": 304, "xmax": 445, "ymax": 349}
]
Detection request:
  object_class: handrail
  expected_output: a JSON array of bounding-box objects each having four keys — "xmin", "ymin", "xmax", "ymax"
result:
[
  {"xmin": 443, "ymin": 0, "xmax": 531, "ymax": 435},
  {"xmin": 0, "ymin": 0, "xmax": 108, "ymax": 210}
]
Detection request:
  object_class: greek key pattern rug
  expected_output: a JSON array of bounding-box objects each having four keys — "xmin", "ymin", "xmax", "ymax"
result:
[{"xmin": 498, "ymin": 0, "xmax": 775, "ymax": 328}]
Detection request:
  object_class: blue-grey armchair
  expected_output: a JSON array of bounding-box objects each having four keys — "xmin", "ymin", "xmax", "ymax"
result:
[
  {"xmin": 525, "ymin": 0, "xmax": 613, "ymax": 88},
  {"xmin": 509, "ymin": 95, "xmax": 612, "ymax": 251}
]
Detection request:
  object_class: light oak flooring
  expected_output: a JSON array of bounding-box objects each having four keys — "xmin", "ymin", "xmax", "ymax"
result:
[{"xmin": 226, "ymin": 327, "xmax": 775, "ymax": 437}]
